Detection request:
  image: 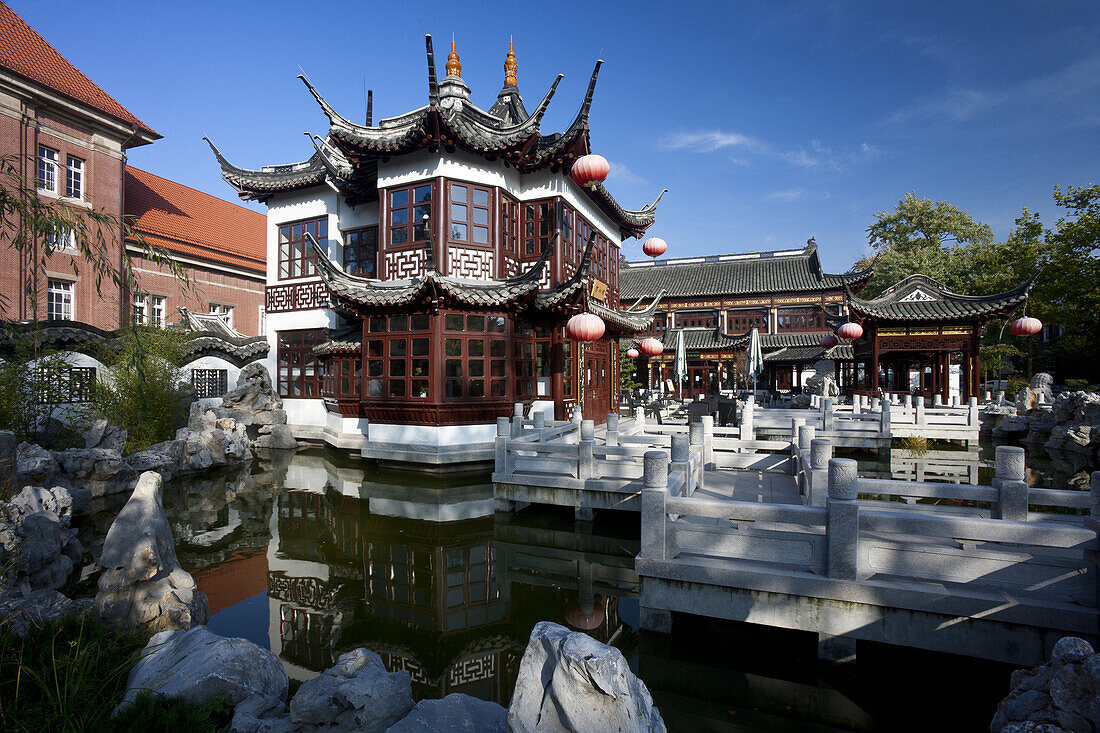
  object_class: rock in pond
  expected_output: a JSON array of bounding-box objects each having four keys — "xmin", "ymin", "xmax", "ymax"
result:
[
  {"xmin": 119, "ymin": 626, "xmax": 288, "ymax": 711},
  {"xmin": 508, "ymin": 621, "xmax": 666, "ymax": 733},
  {"xmin": 991, "ymin": 636, "xmax": 1100, "ymax": 733},
  {"xmin": 0, "ymin": 589, "xmax": 92, "ymax": 637},
  {"xmin": 94, "ymin": 471, "xmax": 209, "ymax": 633},
  {"xmin": 385, "ymin": 693, "xmax": 507, "ymax": 732},
  {"xmin": 0, "ymin": 486, "xmax": 83, "ymax": 593},
  {"xmin": 290, "ymin": 647, "xmax": 414, "ymax": 732}
]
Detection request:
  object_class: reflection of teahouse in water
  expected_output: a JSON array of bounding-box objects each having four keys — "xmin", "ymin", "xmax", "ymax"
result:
[
  {"xmin": 493, "ymin": 512, "xmax": 636, "ymax": 646},
  {"xmin": 261, "ymin": 452, "xmax": 518, "ymax": 700}
]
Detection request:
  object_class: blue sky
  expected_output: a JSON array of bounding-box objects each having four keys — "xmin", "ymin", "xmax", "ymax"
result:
[{"xmin": 13, "ymin": 0, "xmax": 1099, "ymax": 273}]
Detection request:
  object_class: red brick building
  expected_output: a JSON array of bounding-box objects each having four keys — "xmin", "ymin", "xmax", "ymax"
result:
[
  {"xmin": 0, "ymin": 2, "xmax": 265, "ymax": 335},
  {"xmin": 125, "ymin": 167, "xmax": 265, "ymax": 335}
]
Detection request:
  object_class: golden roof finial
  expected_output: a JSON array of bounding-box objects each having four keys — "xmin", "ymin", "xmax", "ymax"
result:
[
  {"xmin": 446, "ymin": 38, "xmax": 461, "ymax": 77},
  {"xmin": 504, "ymin": 38, "xmax": 517, "ymax": 86}
]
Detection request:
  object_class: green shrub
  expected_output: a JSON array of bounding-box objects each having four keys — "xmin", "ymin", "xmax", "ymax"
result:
[
  {"xmin": 1006, "ymin": 377, "xmax": 1029, "ymax": 399},
  {"xmin": 1064, "ymin": 378, "xmax": 1092, "ymax": 391},
  {"xmin": 899, "ymin": 434, "xmax": 930, "ymax": 458},
  {"xmin": 88, "ymin": 326, "xmax": 192, "ymax": 453}
]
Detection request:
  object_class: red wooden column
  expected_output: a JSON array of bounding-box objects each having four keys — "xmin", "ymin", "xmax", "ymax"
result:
[
  {"xmin": 551, "ymin": 328, "xmax": 565, "ymax": 420},
  {"xmin": 940, "ymin": 352, "xmax": 951, "ymax": 402},
  {"xmin": 970, "ymin": 328, "xmax": 982, "ymax": 398},
  {"xmin": 871, "ymin": 335, "xmax": 881, "ymax": 394}
]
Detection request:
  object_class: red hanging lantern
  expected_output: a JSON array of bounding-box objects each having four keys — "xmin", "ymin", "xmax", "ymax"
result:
[
  {"xmin": 570, "ymin": 154, "xmax": 610, "ymax": 190},
  {"xmin": 642, "ymin": 237, "xmax": 667, "ymax": 259},
  {"xmin": 819, "ymin": 333, "xmax": 839, "ymax": 349},
  {"xmin": 639, "ymin": 337, "xmax": 664, "ymax": 357},
  {"xmin": 837, "ymin": 322, "xmax": 864, "ymax": 340},
  {"xmin": 626, "ymin": 347, "xmax": 640, "ymax": 358},
  {"xmin": 1009, "ymin": 316, "xmax": 1042, "ymax": 337},
  {"xmin": 566, "ymin": 313, "xmax": 605, "ymax": 342}
]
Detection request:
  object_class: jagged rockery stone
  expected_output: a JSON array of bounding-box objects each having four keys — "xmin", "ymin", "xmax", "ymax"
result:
[
  {"xmin": 508, "ymin": 621, "xmax": 666, "ymax": 733},
  {"xmin": 289, "ymin": 648, "xmax": 414, "ymax": 733},
  {"xmin": 991, "ymin": 636, "xmax": 1100, "ymax": 733},
  {"xmin": 94, "ymin": 471, "xmax": 208, "ymax": 633}
]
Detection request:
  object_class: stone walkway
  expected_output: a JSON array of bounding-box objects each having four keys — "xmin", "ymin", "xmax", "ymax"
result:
[{"xmin": 695, "ymin": 468, "xmax": 801, "ymax": 505}]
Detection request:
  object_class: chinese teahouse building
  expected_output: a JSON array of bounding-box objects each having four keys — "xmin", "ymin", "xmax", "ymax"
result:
[
  {"xmin": 208, "ymin": 37, "xmax": 664, "ymax": 466},
  {"xmin": 620, "ymin": 241, "xmax": 873, "ymax": 396},
  {"xmin": 843, "ymin": 273, "xmax": 1037, "ymax": 402}
]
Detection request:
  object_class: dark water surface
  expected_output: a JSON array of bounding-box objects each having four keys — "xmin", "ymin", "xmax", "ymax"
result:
[{"xmin": 80, "ymin": 447, "xmax": 1030, "ymax": 732}]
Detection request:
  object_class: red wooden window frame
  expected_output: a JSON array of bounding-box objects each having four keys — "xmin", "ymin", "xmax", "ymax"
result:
[
  {"xmin": 277, "ymin": 329, "xmax": 328, "ymax": 397},
  {"xmin": 278, "ymin": 217, "xmax": 328, "ymax": 280},
  {"xmin": 343, "ymin": 226, "xmax": 378, "ymax": 277},
  {"xmin": 447, "ymin": 182, "xmax": 492, "ymax": 247},
  {"xmin": 500, "ymin": 193, "xmax": 519, "ymax": 257},
  {"xmin": 442, "ymin": 313, "xmax": 508, "ymax": 401},
  {"xmin": 728, "ymin": 310, "xmax": 768, "ymax": 333},
  {"xmin": 386, "ymin": 183, "xmax": 433, "ymax": 248},
  {"xmin": 364, "ymin": 314, "xmax": 432, "ymax": 400},
  {"xmin": 521, "ymin": 200, "xmax": 553, "ymax": 258}
]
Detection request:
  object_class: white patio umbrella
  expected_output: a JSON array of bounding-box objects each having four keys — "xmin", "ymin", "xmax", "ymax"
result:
[
  {"xmin": 674, "ymin": 329, "xmax": 687, "ymax": 400},
  {"xmin": 746, "ymin": 327, "xmax": 764, "ymax": 398}
]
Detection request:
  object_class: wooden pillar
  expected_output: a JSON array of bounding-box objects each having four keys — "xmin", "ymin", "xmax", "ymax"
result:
[
  {"xmin": 940, "ymin": 351, "xmax": 951, "ymax": 403},
  {"xmin": 970, "ymin": 328, "xmax": 981, "ymax": 398},
  {"xmin": 871, "ymin": 335, "xmax": 880, "ymax": 394},
  {"xmin": 551, "ymin": 330, "xmax": 565, "ymax": 421}
]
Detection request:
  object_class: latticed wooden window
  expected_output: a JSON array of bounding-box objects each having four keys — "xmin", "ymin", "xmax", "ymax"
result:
[
  {"xmin": 37, "ymin": 365, "xmax": 95, "ymax": 404},
  {"xmin": 448, "ymin": 182, "xmax": 491, "ymax": 245},
  {"xmin": 500, "ymin": 195, "xmax": 518, "ymax": 255},
  {"xmin": 365, "ymin": 314, "xmax": 432, "ymax": 399},
  {"xmin": 388, "ymin": 184, "xmax": 432, "ymax": 246},
  {"xmin": 192, "ymin": 369, "xmax": 228, "ymax": 398},
  {"xmin": 522, "ymin": 200, "xmax": 552, "ymax": 257}
]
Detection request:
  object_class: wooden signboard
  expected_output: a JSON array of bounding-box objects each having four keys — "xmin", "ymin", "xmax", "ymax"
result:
[{"xmin": 590, "ymin": 278, "xmax": 608, "ymax": 302}]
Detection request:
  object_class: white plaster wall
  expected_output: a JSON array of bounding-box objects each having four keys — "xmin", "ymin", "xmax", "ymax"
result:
[
  {"xmin": 325, "ymin": 411, "xmax": 368, "ymax": 437},
  {"xmin": 368, "ymin": 422, "xmax": 496, "ymax": 446},
  {"xmin": 282, "ymin": 398, "xmax": 329, "ymax": 427}
]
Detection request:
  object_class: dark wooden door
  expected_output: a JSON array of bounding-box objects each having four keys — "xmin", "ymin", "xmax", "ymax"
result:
[{"xmin": 583, "ymin": 340, "xmax": 610, "ymax": 423}]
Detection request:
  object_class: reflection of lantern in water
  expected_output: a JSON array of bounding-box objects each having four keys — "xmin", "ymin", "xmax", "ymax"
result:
[{"xmin": 566, "ymin": 594, "xmax": 606, "ymax": 630}]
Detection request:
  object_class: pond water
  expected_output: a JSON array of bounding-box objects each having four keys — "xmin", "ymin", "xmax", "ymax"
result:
[{"xmin": 76, "ymin": 446, "xmax": 1058, "ymax": 731}]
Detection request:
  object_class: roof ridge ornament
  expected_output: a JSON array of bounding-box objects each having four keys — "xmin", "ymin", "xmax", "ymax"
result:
[
  {"xmin": 505, "ymin": 39, "xmax": 518, "ymax": 86},
  {"xmin": 426, "ymin": 35, "xmax": 439, "ymax": 105},
  {"xmin": 447, "ymin": 38, "xmax": 462, "ymax": 77}
]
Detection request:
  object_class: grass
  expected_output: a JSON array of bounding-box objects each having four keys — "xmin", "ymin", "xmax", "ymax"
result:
[{"xmin": 0, "ymin": 613, "xmax": 232, "ymax": 732}]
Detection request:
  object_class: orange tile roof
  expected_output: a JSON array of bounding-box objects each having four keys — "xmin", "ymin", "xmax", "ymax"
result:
[
  {"xmin": 125, "ymin": 166, "xmax": 266, "ymax": 274},
  {"xmin": 0, "ymin": 2, "xmax": 157, "ymax": 138}
]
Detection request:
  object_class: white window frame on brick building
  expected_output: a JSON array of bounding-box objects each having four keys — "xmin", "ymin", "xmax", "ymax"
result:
[
  {"xmin": 209, "ymin": 303, "xmax": 233, "ymax": 328},
  {"xmin": 44, "ymin": 225, "xmax": 75, "ymax": 252},
  {"xmin": 37, "ymin": 146, "xmax": 58, "ymax": 193},
  {"xmin": 66, "ymin": 156, "xmax": 84, "ymax": 199},
  {"xmin": 47, "ymin": 279, "xmax": 73, "ymax": 321},
  {"xmin": 133, "ymin": 293, "xmax": 166, "ymax": 327}
]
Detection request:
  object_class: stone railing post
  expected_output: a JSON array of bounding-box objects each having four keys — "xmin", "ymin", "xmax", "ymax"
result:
[
  {"xmin": 870, "ymin": 397, "xmax": 880, "ymax": 412},
  {"xmin": 740, "ymin": 395, "xmax": 755, "ymax": 440},
  {"xmin": 933, "ymin": 394, "xmax": 943, "ymax": 407},
  {"xmin": 852, "ymin": 396, "xmax": 862, "ymax": 415},
  {"xmin": 641, "ymin": 450, "xmax": 670, "ymax": 561},
  {"xmin": 809, "ymin": 438, "xmax": 833, "ymax": 506},
  {"xmin": 572, "ymin": 405, "xmax": 583, "ymax": 426},
  {"xmin": 634, "ymin": 405, "xmax": 646, "ymax": 428},
  {"xmin": 992, "ymin": 445, "xmax": 1028, "ymax": 521},
  {"xmin": 579, "ymin": 420, "xmax": 595, "ymax": 481},
  {"xmin": 797, "ymin": 424, "xmax": 816, "ymax": 483},
  {"xmin": 968, "ymin": 396, "xmax": 980, "ymax": 429},
  {"xmin": 533, "ymin": 410, "xmax": 546, "ymax": 441},
  {"xmin": 902, "ymin": 394, "xmax": 912, "ymax": 416},
  {"xmin": 983, "ymin": 390, "xmax": 992, "ymax": 403},
  {"xmin": 880, "ymin": 400, "xmax": 892, "ymax": 437},
  {"xmin": 670, "ymin": 433, "xmax": 690, "ymax": 497},
  {"xmin": 606, "ymin": 413, "xmax": 620, "ymax": 446},
  {"xmin": 822, "ymin": 397, "xmax": 835, "ymax": 433},
  {"xmin": 512, "ymin": 403, "xmax": 525, "ymax": 438},
  {"xmin": 915, "ymin": 398, "xmax": 926, "ymax": 428},
  {"xmin": 996, "ymin": 390, "xmax": 1005, "ymax": 406},
  {"xmin": 701, "ymin": 415, "xmax": 715, "ymax": 470},
  {"xmin": 495, "ymin": 417, "xmax": 515, "ymax": 512},
  {"xmin": 688, "ymin": 425, "xmax": 704, "ymax": 493},
  {"xmin": 827, "ymin": 458, "xmax": 860, "ymax": 580}
]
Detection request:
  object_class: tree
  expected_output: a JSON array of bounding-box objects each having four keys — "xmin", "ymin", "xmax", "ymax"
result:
[
  {"xmin": 618, "ymin": 342, "xmax": 642, "ymax": 397},
  {"xmin": 856, "ymin": 192, "xmax": 994, "ymax": 296}
]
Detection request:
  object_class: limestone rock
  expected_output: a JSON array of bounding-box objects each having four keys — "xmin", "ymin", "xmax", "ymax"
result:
[
  {"xmin": 385, "ymin": 693, "xmax": 507, "ymax": 733},
  {"xmin": 95, "ymin": 471, "xmax": 208, "ymax": 633},
  {"xmin": 120, "ymin": 626, "xmax": 288, "ymax": 711},
  {"xmin": 222, "ymin": 363, "xmax": 283, "ymax": 414},
  {"xmin": 255, "ymin": 424, "xmax": 297, "ymax": 451},
  {"xmin": 229, "ymin": 693, "xmax": 296, "ymax": 733},
  {"xmin": 508, "ymin": 621, "xmax": 666, "ymax": 733},
  {"xmin": 0, "ymin": 589, "xmax": 92, "ymax": 636},
  {"xmin": 0, "ymin": 486, "xmax": 82, "ymax": 593},
  {"xmin": 289, "ymin": 647, "xmax": 414, "ymax": 733},
  {"xmin": 991, "ymin": 637, "xmax": 1100, "ymax": 733},
  {"xmin": 85, "ymin": 419, "xmax": 128, "ymax": 452},
  {"xmin": 16, "ymin": 441, "xmax": 57, "ymax": 487}
]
